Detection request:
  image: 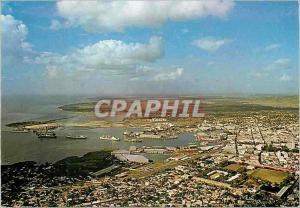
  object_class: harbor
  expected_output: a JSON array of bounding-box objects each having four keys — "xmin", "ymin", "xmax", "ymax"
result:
[
  {"xmin": 123, "ymin": 124, "xmax": 179, "ymax": 140},
  {"xmin": 1, "ymin": 0, "xmax": 299, "ymax": 205},
  {"xmin": 2, "ymin": 126, "xmax": 196, "ymax": 165}
]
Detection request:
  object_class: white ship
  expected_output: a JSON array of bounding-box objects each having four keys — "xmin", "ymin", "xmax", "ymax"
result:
[
  {"xmin": 99, "ymin": 135, "xmax": 120, "ymax": 141},
  {"xmin": 37, "ymin": 131, "xmax": 57, "ymax": 138}
]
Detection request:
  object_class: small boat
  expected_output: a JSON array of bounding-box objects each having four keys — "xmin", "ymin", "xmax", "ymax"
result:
[
  {"xmin": 99, "ymin": 135, "xmax": 120, "ymax": 141},
  {"xmin": 123, "ymin": 131, "xmax": 130, "ymax": 135},
  {"xmin": 66, "ymin": 135, "xmax": 87, "ymax": 139}
]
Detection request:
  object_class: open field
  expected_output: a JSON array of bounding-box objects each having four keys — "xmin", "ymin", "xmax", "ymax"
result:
[
  {"xmin": 194, "ymin": 177, "xmax": 234, "ymax": 190},
  {"xmin": 225, "ymin": 164, "xmax": 245, "ymax": 172},
  {"xmin": 128, "ymin": 147, "xmax": 223, "ymax": 179},
  {"xmin": 128, "ymin": 158, "xmax": 185, "ymax": 178},
  {"xmin": 249, "ymin": 168, "xmax": 289, "ymax": 184},
  {"xmin": 7, "ymin": 95, "xmax": 291, "ymax": 130},
  {"xmin": 58, "ymin": 96, "xmax": 299, "ymax": 114},
  {"xmin": 127, "ymin": 153, "xmax": 206, "ymax": 179},
  {"xmin": 243, "ymin": 96, "xmax": 298, "ymax": 108}
]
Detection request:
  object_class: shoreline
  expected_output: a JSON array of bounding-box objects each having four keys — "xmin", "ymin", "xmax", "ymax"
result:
[{"xmin": 1, "ymin": 149, "xmax": 115, "ymax": 166}]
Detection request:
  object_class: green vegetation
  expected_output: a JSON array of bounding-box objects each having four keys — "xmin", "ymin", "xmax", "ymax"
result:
[
  {"xmin": 6, "ymin": 117, "xmax": 69, "ymax": 128},
  {"xmin": 249, "ymin": 168, "xmax": 289, "ymax": 184},
  {"xmin": 244, "ymin": 96, "xmax": 298, "ymax": 108},
  {"xmin": 54, "ymin": 150, "xmax": 113, "ymax": 176},
  {"xmin": 263, "ymin": 144, "xmax": 298, "ymax": 153},
  {"xmin": 59, "ymin": 96, "xmax": 299, "ymax": 114},
  {"xmin": 6, "ymin": 120, "xmax": 57, "ymax": 128},
  {"xmin": 204, "ymin": 96, "xmax": 298, "ymax": 112},
  {"xmin": 225, "ymin": 164, "xmax": 245, "ymax": 172},
  {"xmin": 58, "ymin": 102, "xmax": 96, "ymax": 112}
]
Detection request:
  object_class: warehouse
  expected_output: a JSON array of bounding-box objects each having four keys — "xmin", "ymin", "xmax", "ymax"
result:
[{"xmin": 112, "ymin": 149, "xmax": 149, "ymax": 164}]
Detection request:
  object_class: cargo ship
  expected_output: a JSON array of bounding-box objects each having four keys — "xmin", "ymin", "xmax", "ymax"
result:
[
  {"xmin": 37, "ymin": 131, "xmax": 57, "ymax": 138},
  {"xmin": 66, "ymin": 135, "xmax": 87, "ymax": 139}
]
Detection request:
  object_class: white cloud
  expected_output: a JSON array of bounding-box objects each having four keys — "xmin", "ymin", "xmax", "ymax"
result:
[
  {"xmin": 207, "ymin": 61, "xmax": 215, "ymax": 66},
  {"xmin": 182, "ymin": 28, "xmax": 189, "ymax": 34},
  {"xmin": 128, "ymin": 66, "xmax": 184, "ymax": 82},
  {"xmin": 47, "ymin": 66, "xmax": 61, "ymax": 79},
  {"xmin": 36, "ymin": 36, "xmax": 163, "ymax": 75},
  {"xmin": 264, "ymin": 43, "xmax": 280, "ymax": 51},
  {"xmin": 193, "ymin": 36, "xmax": 232, "ymax": 52},
  {"xmin": 1, "ymin": 14, "xmax": 34, "ymax": 68},
  {"xmin": 2, "ymin": 15, "xmax": 29, "ymax": 50},
  {"xmin": 49, "ymin": 19, "xmax": 74, "ymax": 31},
  {"xmin": 55, "ymin": 0, "xmax": 234, "ymax": 32},
  {"xmin": 49, "ymin": 19, "xmax": 63, "ymax": 30},
  {"xmin": 279, "ymin": 74, "xmax": 292, "ymax": 82},
  {"xmin": 153, "ymin": 67, "xmax": 183, "ymax": 81},
  {"xmin": 129, "ymin": 77, "xmax": 140, "ymax": 82},
  {"xmin": 251, "ymin": 72, "xmax": 269, "ymax": 79},
  {"xmin": 265, "ymin": 58, "xmax": 291, "ymax": 71}
]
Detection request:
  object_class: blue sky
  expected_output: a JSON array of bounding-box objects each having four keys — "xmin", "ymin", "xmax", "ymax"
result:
[{"xmin": 2, "ymin": 1, "xmax": 299, "ymax": 95}]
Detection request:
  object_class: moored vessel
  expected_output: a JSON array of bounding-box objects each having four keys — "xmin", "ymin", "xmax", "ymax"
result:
[
  {"xmin": 99, "ymin": 135, "xmax": 120, "ymax": 141},
  {"xmin": 37, "ymin": 131, "xmax": 57, "ymax": 138},
  {"xmin": 66, "ymin": 135, "xmax": 87, "ymax": 139}
]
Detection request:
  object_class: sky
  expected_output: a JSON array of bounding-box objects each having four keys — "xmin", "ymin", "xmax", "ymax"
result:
[{"xmin": 1, "ymin": 0, "xmax": 299, "ymax": 95}]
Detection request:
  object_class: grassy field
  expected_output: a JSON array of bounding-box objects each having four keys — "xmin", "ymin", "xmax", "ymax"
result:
[
  {"xmin": 225, "ymin": 164, "xmax": 245, "ymax": 172},
  {"xmin": 249, "ymin": 168, "xmax": 289, "ymax": 184},
  {"xmin": 58, "ymin": 102, "xmax": 95, "ymax": 112},
  {"xmin": 59, "ymin": 96, "xmax": 299, "ymax": 114},
  {"xmin": 128, "ymin": 159, "xmax": 184, "ymax": 178},
  {"xmin": 127, "ymin": 153, "xmax": 207, "ymax": 179},
  {"xmin": 243, "ymin": 96, "xmax": 298, "ymax": 108}
]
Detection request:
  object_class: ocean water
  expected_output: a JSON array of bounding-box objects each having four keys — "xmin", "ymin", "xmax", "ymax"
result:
[
  {"xmin": 1, "ymin": 95, "xmax": 195, "ymax": 165},
  {"xmin": 1, "ymin": 95, "xmax": 89, "ymax": 129}
]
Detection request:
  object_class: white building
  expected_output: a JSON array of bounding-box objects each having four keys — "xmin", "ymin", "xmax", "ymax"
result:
[
  {"xmin": 112, "ymin": 149, "xmax": 149, "ymax": 164},
  {"xmin": 115, "ymin": 153, "xmax": 149, "ymax": 164}
]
